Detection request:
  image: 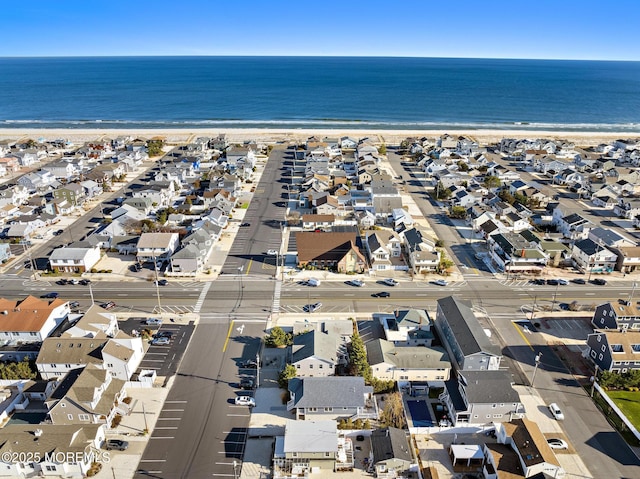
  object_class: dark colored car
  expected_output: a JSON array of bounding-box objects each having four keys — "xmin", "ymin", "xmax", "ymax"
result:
[
  {"xmin": 571, "ymin": 278, "xmax": 586, "ymax": 284},
  {"xmin": 69, "ymin": 301, "xmax": 80, "ymax": 309},
  {"xmin": 154, "ymin": 331, "xmax": 174, "ymax": 338},
  {"xmin": 240, "ymin": 378, "xmax": 256, "ymax": 390},
  {"xmin": 591, "ymin": 278, "xmax": 607, "ymax": 285},
  {"xmin": 240, "ymin": 360, "xmax": 258, "ymax": 369},
  {"xmin": 155, "ymin": 279, "xmax": 168, "ymax": 286},
  {"xmin": 240, "ymin": 222, "xmax": 250, "ymax": 227},
  {"xmin": 41, "ymin": 292, "xmax": 59, "ymax": 299},
  {"xmin": 56, "ymin": 279, "xmax": 68, "ymax": 285},
  {"xmin": 79, "ymin": 279, "xmax": 91, "ymax": 285},
  {"xmin": 53, "ymin": 229, "xmax": 64, "ymax": 236},
  {"xmin": 372, "ymin": 292, "xmax": 391, "ymax": 298},
  {"xmin": 101, "ymin": 301, "xmax": 116, "ymax": 310},
  {"xmin": 546, "ymin": 279, "xmax": 559, "ymax": 285}
]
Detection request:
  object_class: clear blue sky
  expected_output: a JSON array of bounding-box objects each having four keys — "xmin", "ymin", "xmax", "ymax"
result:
[{"xmin": 1, "ymin": 0, "xmax": 639, "ymax": 60}]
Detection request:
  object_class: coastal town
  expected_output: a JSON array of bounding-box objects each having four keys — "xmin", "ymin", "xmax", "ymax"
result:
[{"xmin": 0, "ymin": 131, "xmax": 639, "ymax": 479}]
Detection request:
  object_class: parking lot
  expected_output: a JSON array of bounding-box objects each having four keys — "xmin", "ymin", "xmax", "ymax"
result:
[
  {"xmin": 119, "ymin": 317, "xmax": 195, "ymax": 383},
  {"xmin": 539, "ymin": 316, "xmax": 593, "ymax": 342}
]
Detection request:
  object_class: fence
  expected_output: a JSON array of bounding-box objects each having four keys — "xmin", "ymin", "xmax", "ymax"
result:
[{"xmin": 594, "ymin": 382, "xmax": 640, "ymax": 443}]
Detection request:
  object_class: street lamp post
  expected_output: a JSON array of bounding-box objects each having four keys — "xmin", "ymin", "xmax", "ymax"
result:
[
  {"xmin": 530, "ymin": 296, "xmax": 537, "ymax": 322},
  {"xmin": 256, "ymin": 353, "xmax": 260, "ymax": 388},
  {"xmin": 590, "ymin": 364, "xmax": 600, "ymax": 398},
  {"xmin": 531, "ymin": 353, "xmax": 542, "ymax": 387},
  {"xmin": 551, "ymin": 282, "xmax": 560, "ymax": 312},
  {"xmin": 232, "ymin": 460, "xmax": 239, "ymax": 479}
]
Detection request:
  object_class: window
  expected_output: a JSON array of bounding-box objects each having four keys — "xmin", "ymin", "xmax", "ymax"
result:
[
  {"xmin": 319, "ymin": 364, "xmax": 323, "ymax": 369},
  {"xmin": 60, "ymin": 403, "xmax": 66, "ymax": 408},
  {"xmin": 67, "ymin": 414, "xmax": 73, "ymax": 420},
  {"xmin": 591, "ymin": 350, "xmax": 597, "ymax": 358},
  {"xmin": 309, "ymin": 365, "xmax": 313, "ymax": 369},
  {"xmin": 78, "ymin": 414, "xmax": 90, "ymax": 421},
  {"xmin": 611, "ymin": 344, "xmax": 624, "ymax": 353},
  {"xmin": 493, "ymin": 414, "xmax": 503, "ymax": 418},
  {"xmin": 64, "ymin": 364, "xmax": 71, "ymax": 368},
  {"xmin": 325, "ymin": 452, "xmax": 331, "ymax": 457},
  {"xmin": 45, "ymin": 466, "xmax": 56, "ymax": 472},
  {"xmin": 632, "ymin": 345, "xmax": 640, "ymax": 353},
  {"xmin": 599, "ymin": 353, "xmax": 603, "ymax": 360},
  {"xmin": 324, "ymin": 407, "xmax": 333, "ymax": 412}
]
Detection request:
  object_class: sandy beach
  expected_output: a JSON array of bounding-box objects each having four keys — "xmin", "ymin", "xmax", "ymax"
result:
[{"xmin": 0, "ymin": 128, "xmax": 637, "ymax": 146}]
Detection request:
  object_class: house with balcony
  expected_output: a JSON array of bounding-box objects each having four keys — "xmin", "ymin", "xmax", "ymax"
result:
[
  {"xmin": 63, "ymin": 305, "xmax": 119, "ymax": 339},
  {"xmin": 365, "ymin": 230, "xmax": 405, "ymax": 271},
  {"xmin": 136, "ymin": 232, "xmax": 179, "ymax": 264},
  {"xmin": 571, "ymin": 238, "xmax": 618, "ymax": 274},
  {"xmin": 586, "ymin": 329, "xmax": 640, "ymax": 373},
  {"xmin": 402, "ymin": 227, "xmax": 440, "ymax": 274},
  {"xmin": 287, "ymin": 376, "xmax": 376, "ymax": 421},
  {"xmin": 487, "ymin": 232, "xmax": 548, "ymax": 274},
  {"xmin": 439, "ymin": 370, "xmax": 525, "ymax": 426},
  {"xmin": 367, "ymin": 339, "xmax": 451, "ymax": 384},
  {"xmin": 553, "ymin": 210, "xmax": 591, "ymax": 240},
  {"xmin": 435, "ymin": 296, "xmax": 502, "ymax": 372},
  {"xmin": 46, "ymin": 364, "xmax": 127, "ymax": 426},
  {"xmin": 49, "ymin": 245, "xmax": 101, "ymax": 273},
  {"xmin": 53, "ymin": 183, "xmax": 85, "ymax": 206},
  {"xmin": 273, "ymin": 420, "xmax": 354, "ymax": 478}
]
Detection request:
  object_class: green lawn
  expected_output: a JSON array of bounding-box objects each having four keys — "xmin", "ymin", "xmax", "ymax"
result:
[{"xmin": 607, "ymin": 390, "xmax": 640, "ymax": 430}]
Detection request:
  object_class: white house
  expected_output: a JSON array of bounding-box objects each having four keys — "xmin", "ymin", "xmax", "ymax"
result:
[
  {"xmin": 0, "ymin": 295, "xmax": 69, "ymax": 344},
  {"xmin": 49, "ymin": 245, "xmax": 101, "ymax": 273}
]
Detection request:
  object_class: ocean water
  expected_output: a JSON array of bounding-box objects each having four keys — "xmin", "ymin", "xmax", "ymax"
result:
[{"xmin": 0, "ymin": 56, "xmax": 640, "ymax": 131}]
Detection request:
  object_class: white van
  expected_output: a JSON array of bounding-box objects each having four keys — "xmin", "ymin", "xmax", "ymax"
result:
[{"xmin": 307, "ymin": 278, "xmax": 320, "ymax": 287}]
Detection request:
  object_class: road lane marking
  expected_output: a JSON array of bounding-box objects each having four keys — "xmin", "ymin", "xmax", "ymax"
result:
[
  {"xmin": 139, "ymin": 459, "xmax": 166, "ymax": 462},
  {"xmin": 511, "ymin": 322, "xmax": 534, "ymax": 351},
  {"xmin": 223, "ymin": 320, "xmax": 234, "ymax": 352}
]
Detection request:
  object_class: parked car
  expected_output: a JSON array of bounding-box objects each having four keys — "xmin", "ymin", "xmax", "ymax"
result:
[
  {"xmin": 56, "ymin": 279, "xmax": 68, "ymax": 285},
  {"xmin": 154, "ymin": 331, "xmax": 174, "ymax": 339},
  {"xmin": 101, "ymin": 301, "xmax": 116, "ymax": 310},
  {"xmin": 41, "ymin": 292, "xmax": 59, "ymax": 299},
  {"xmin": 240, "ymin": 378, "xmax": 256, "ymax": 390},
  {"xmin": 266, "ymin": 249, "xmax": 278, "ymax": 256},
  {"xmin": 433, "ymin": 279, "xmax": 448, "ymax": 287},
  {"xmin": 234, "ymin": 395, "xmax": 255, "ymax": 407},
  {"xmin": 548, "ymin": 403, "xmax": 564, "ymax": 420},
  {"xmin": 305, "ymin": 302, "xmax": 322, "ymax": 313},
  {"xmin": 347, "ymin": 279, "xmax": 364, "ymax": 287},
  {"xmin": 591, "ymin": 278, "xmax": 607, "ymax": 285},
  {"xmin": 382, "ymin": 278, "xmax": 398, "ymax": 286},
  {"xmin": 530, "ymin": 278, "xmax": 546, "ymax": 285},
  {"xmin": 306, "ymin": 278, "xmax": 320, "ymax": 287},
  {"xmin": 130, "ymin": 264, "xmax": 142, "ymax": 272},
  {"xmin": 240, "ymin": 360, "xmax": 258, "ymax": 369},
  {"xmin": 144, "ymin": 318, "xmax": 162, "ymax": 326},
  {"xmin": 571, "ymin": 278, "xmax": 586, "ymax": 284},
  {"xmin": 546, "ymin": 279, "xmax": 559, "ymax": 286},
  {"xmin": 105, "ymin": 439, "xmax": 129, "ymax": 451},
  {"xmin": 79, "ymin": 279, "xmax": 91, "ymax": 285},
  {"xmin": 150, "ymin": 337, "xmax": 170, "ymax": 346},
  {"xmin": 557, "ymin": 278, "xmax": 569, "ymax": 285},
  {"xmin": 154, "ymin": 279, "xmax": 168, "ymax": 286},
  {"xmin": 69, "ymin": 301, "xmax": 80, "ymax": 309},
  {"xmin": 546, "ymin": 438, "xmax": 568, "ymax": 450},
  {"xmin": 372, "ymin": 292, "xmax": 390, "ymax": 298},
  {"xmin": 240, "ymin": 222, "xmax": 250, "ymax": 227},
  {"xmin": 53, "ymin": 229, "xmax": 64, "ymax": 236}
]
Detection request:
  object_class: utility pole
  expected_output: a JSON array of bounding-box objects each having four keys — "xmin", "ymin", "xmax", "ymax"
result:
[
  {"xmin": 551, "ymin": 282, "xmax": 559, "ymax": 312},
  {"xmin": 531, "ymin": 353, "xmax": 542, "ymax": 387},
  {"xmin": 153, "ymin": 254, "xmax": 162, "ymax": 314},
  {"xmin": 256, "ymin": 353, "xmax": 260, "ymax": 389},
  {"xmin": 530, "ymin": 296, "xmax": 537, "ymax": 322}
]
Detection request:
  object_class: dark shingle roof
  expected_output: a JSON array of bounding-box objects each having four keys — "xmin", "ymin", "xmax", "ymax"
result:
[{"xmin": 371, "ymin": 427, "xmax": 413, "ymax": 464}]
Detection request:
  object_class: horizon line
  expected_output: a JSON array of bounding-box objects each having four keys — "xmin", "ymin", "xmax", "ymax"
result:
[{"xmin": 0, "ymin": 54, "xmax": 639, "ymax": 63}]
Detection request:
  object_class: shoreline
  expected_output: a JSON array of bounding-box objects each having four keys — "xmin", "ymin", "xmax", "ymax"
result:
[{"xmin": 0, "ymin": 128, "xmax": 638, "ymax": 146}]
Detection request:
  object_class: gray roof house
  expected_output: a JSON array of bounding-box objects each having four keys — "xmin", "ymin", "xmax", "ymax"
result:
[
  {"xmin": 287, "ymin": 376, "xmax": 376, "ymax": 421},
  {"xmin": 291, "ymin": 330, "xmax": 340, "ymax": 377},
  {"xmin": 366, "ymin": 338, "xmax": 451, "ymax": 383},
  {"xmin": 371, "ymin": 427, "xmax": 415, "ymax": 479},
  {"xmin": 379, "ymin": 309, "xmax": 435, "ymax": 346},
  {"xmin": 435, "ymin": 296, "xmax": 502, "ymax": 372},
  {"xmin": 439, "ymin": 370, "xmax": 525, "ymax": 426}
]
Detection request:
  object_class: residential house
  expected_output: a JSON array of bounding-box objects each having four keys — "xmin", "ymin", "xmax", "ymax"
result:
[
  {"xmin": 614, "ymin": 197, "xmax": 640, "ymax": 219},
  {"xmin": 80, "ymin": 180, "xmax": 102, "ymax": 198},
  {"xmin": 46, "ymin": 364, "xmax": 126, "ymax": 426},
  {"xmin": 614, "ymin": 246, "xmax": 640, "ymax": 273},
  {"xmin": 355, "ymin": 210, "xmax": 376, "ymax": 228},
  {"xmin": 296, "ymin": 231, "xmax": 367, "ymax": 273},
  {"xmin": 169, "ymin": 228, "xmax": 216, "ymax": 276},
  {"xmin": 0, "ymin": 424, "xmax": 105, "ymax": 478},
  {"xmin": 291, "ymin": 330, "xmax": 339, "ymax": 377},
  {"xmin": 379, "ymin": 309, "xmax": 435, "ymax": 346},
  {"xmin": 49, "ymin": 245, "xmax": 101, "ymax": 273},
  {"xmin": 591, "ymin": 301, "xmax": 640, "ymax": 330},
  {"xmin": 63, "ymin": 305, "xmax": 119, "ymax": 339},
  {"xmin": 371, "ymin": 427, "xmax": 415, "ymax": 479},
  {"xmin": 495, "ymin": 419, "xmax": 565, "ymax": 479},
  {"xmin": 402, "ymin": 227, "xmax": 440, "ymax": 274},
  {"xmin": 553, "ymin": 210, "xmax": 591, "ymax": 240},
  {"xmin": 131, "ymin": 182, "xmax": 174, "ymax": 207},
  {"xmin": 571, "ymin": 238, "xmax": 617, "ymax": 274},
  {"xmin": 488, "ymin": 232, "xmax": 548, "ymax": 273},
  {"xmin": 586, "ymin": 329, "xmax": 640, "ymax": 373},
  {"xmin": 41, "ymin": 159, "xmax": 79, "ymax": 180},
  {"xmin": 435, "ymin": 296, "xmax": 502, "ymax": 372},
  {"xmin": 53, "ymin": 183, "xmax": 84, "ymax": 206},
  {"xmin": 589, "ymin": 227, "xmax": 637, "ymax": 249},
  {"xmin": 136, "ymin": 232, "xmax": 180, "ymax": 264},
  {"xmin": 367, "ymin": 339, "xmax": 451, "ymax": 384},
  {"xmin": 302, "ymin": 214, "xmax": 336, "ymax": 231},
  {"xmin": 122, "ymin": 197, "xmax": 153, "ymax": 214},
  {"xmin": 273, "ymin": 420, "xmax": 354, "ymax": 478},
  {"xmin": 0, "ymin": 295, "xmax": 69, "ymax": 345},
  {"xmin": 439, "ymin": 370, "xmax": 525, "ymax": 426},
  {"xmin": 225, "ymin": 146, "xmax": 256, "ymax": 171},
  {"xmin": 365, "ymin": 230, "xmax": 405, "ymax": 271},
  {"xmin": 36, "ymin": 330, "xmax": 144, "ymax": 381},
  {"xmin": 287, "ymin": 376, "xmax": 376, "ymax": 421}
]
